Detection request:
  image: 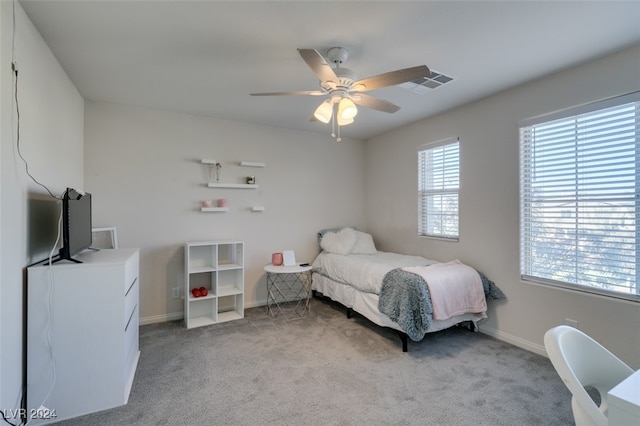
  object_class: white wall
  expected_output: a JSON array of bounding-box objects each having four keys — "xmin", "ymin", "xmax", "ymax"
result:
[
  {"xmin": 365, "ymin": 45, "xmax": 640, "ymax": 368},
  {"xmin": 84, "ymin": 102, "xmax": 365, "ymax": 323},
  {"xmin": 0, "ymin": 1, "xmax": 84, "ymax": 413}
]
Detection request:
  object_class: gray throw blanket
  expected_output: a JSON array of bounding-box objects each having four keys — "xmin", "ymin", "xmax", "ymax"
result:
[{"xmin": 378, "ymin": 268, "xmax": 505, "ymax": 341}]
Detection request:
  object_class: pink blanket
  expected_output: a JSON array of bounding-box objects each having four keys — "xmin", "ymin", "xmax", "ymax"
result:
[{"xmin": 403, "ymin": 260, "xmax": 487, "ymax": 321}]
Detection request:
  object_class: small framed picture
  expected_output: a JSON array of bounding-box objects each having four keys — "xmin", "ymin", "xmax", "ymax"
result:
[
  {"xmin": 246, "ymin": 176, "xmax": 256, "ymax": 184},
  {"xmin": 282, "ymin": 250, "xmax": 296, "ymax": 266},
  {"xmin": 92, "ymin": 227, "xmax": 118, "ymax": 249}
]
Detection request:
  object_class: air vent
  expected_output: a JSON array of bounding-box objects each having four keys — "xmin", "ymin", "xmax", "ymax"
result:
[{"xmin": 399, "ymin": 70, "xmax": 453, "ymax": 94}]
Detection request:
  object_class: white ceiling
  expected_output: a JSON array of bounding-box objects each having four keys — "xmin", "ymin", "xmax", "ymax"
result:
[{"xmin": 19, "ymin": 0, "xmax": 640, "ymax": 141}]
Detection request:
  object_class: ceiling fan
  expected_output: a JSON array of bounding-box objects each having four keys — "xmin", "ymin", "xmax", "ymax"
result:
[{"xmin": 250, "ymin": 47, "xmax": 430, "ymax": 141}]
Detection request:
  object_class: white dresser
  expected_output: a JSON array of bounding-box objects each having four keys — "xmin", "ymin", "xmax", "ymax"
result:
[{"xmin": 27, "ymin": 248, "xmax": 140, "ymax": 424}]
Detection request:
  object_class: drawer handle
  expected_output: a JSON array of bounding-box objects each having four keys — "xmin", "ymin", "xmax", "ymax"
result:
[
  {"xmin": 125, "ymin": 277, "xmax": 138, "ymax": 297},
  {"xmin": 125, "ymin": 304, "xmax": 137, "ymax": 332}
]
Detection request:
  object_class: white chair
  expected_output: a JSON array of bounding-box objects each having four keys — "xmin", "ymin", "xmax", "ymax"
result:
[{"xmin": 544, "ymin": 325, "xmax": 633, "ymax": 426}]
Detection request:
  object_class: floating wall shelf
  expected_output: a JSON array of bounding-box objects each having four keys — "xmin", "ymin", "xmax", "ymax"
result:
[
  {"xmin": 239, "ymin": 161, "xmax": 265, "ymax": 168},
  {"xmin": 250, "ymin": 206, "xmax": 265, "ymax": 212},
  {"xmin": 201, "ymin": 207, "xmax": 229, "ymax": 212},
  {"xmin": 207, "ymin": 183, "xmax": 258, "ymax": 189},
  {"xmin": 201, "ymin": 159, "xmax": 218, "ymax": 165}
]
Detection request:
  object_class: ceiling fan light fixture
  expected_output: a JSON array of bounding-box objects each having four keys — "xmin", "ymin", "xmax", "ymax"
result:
[
  {"xmin": 252, "ymin": 48, "xmax": 430, "ymax": 142},
  {"xmin": 337, "ymin": 115, "xmax": 354, "ymax": 126},
  {"xmin": 313, "ymin": 100, "xmax": 333, "ymax": 123},
  {"xmin": 338, "ymin": 97, "xmax": 358, "ymax": 120}
]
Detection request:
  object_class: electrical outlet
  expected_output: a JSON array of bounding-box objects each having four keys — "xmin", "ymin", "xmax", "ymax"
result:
[
  {"xmin": 171, "ymin": 287, "xmax": 180, "ymax": 299},
  {"xmin": 565, "ymin": 318, "xmax": 578, "ymax": 329}
]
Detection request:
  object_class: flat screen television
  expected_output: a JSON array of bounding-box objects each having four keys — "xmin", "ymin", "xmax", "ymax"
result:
[{"xmin": 57, "ymin": 188, "xmax": 92, "ymax": 263}]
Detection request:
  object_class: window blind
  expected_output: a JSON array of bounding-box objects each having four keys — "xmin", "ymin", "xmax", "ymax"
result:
[
  {"xmin": 418, "ymin": 138, "xmax": 459, "ymax": 239},
  {"xmin": 520, "ymin": 92, "xmax": 640, "ymax": 300}
]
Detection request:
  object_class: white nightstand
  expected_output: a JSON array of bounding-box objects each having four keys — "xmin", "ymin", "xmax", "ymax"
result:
[{"xmin": 264, "ymin": 263, "xmax": 312, "ymax": 318}]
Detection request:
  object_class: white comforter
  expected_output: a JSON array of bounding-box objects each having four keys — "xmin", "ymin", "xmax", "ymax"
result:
[{"xmin": 312, "ymin": 251, "xmax": 436, "ymax": 294}]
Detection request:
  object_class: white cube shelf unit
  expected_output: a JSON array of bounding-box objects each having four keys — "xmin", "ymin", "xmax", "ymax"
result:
[{"xmin": 184, "ymin": 241, "xmax": 244, "ymax": 329}]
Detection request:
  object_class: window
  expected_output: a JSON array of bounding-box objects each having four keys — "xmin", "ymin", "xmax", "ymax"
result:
[
  {"xmin": 418, "ymin": 138, "xmax": 459, "ymax": 240},
  {"xmin": 519, "ymin": 92, "xmax": 640, "ymax": 301}
]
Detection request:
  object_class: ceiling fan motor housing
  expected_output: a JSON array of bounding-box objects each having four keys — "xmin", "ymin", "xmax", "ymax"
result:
[
  {"xmin": 320, "ymin": 68, "xmax": 357, "ymax": 92},
  {"xmin": 325, "ymin": 47, "xmax": 356, "ymax": 88},
  {"xmin": 325, "ymin": 67, "xmax": 357, "ymax": 90}
]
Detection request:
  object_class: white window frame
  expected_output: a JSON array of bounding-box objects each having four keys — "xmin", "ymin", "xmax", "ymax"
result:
[
  {"xmin": 418, "ymin": 137, "xmax": 460, "ymax": 240},
  {"xmin": 519, "ymin": 91, "xmax": 640, "ymax": 302}
]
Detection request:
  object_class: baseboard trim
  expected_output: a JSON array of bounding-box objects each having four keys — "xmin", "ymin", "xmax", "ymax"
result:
[
  {"xmin": 245, "ymin": 299, "xmax": 267, "ymax": 309},
  {"xmin": 478, "ymin": 325, "xmax": 547, "ymax": 358},
  {"xmin": 140, "ymin": 312, "xmax": 184, "ymax": 326}
]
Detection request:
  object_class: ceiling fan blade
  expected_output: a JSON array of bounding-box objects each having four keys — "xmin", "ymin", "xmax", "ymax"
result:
[
  {"xmin": 351, "ymin": 65, "xmax": 431, "ymax": 92},
  {"xmin": 250, "ymin": 90, "xmax": 325, "ymax": 96},
  {"xmin": 297, "ymin": 48, "xmax": 339, "ymax": 87},
  {"xmin": 351, "ymin": 93, "xmax": 400, "ymax": 113}
]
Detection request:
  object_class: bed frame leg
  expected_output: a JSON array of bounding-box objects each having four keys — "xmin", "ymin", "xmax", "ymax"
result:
[
  {"xmin": 399, "ymin": 332, "xmax": 408, "ymax": 352},
  {"xmin": 346, "ymin": 307, "xmax": 352, "ymax": 319}
]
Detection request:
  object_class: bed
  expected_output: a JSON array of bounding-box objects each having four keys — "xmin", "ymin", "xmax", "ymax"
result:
[{"xmin": 311, "ymin": 227, "xmax": 505, "ymax": 351}]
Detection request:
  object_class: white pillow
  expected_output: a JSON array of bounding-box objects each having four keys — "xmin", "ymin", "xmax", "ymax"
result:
[
  {"xmin": 320, "ymin": 227, "xmax": 357, "ymax": 255},
  {"xmin": 350, "ymin": 231, "xmax": 377, "ymax": 255}
]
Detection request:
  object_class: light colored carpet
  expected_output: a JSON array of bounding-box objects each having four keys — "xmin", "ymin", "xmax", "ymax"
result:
[{"xmin": 58, "ymin": 297, "xmax": 573, "ymax": 425}]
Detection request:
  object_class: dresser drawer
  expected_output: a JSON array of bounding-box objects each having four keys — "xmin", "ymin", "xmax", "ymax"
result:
[
  {"xmin": 124, "ymin": 306, "xmax": 139, "ymax": 354},
  {"xmin": 124, "ymin": 251, "xmax": 139, "ymax": 293},
  {"xmin": 124, "ymin": 305, "xmax": 139, "ymax": 390},
  {"xmin": 124, "ymin": 277, "xmax": 138, "ymax": 326}
]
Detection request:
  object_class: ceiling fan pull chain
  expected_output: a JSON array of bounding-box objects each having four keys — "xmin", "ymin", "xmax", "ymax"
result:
[{"xmin": 330, "ymin": 102, "xmax": 337, "ymax": 139}]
